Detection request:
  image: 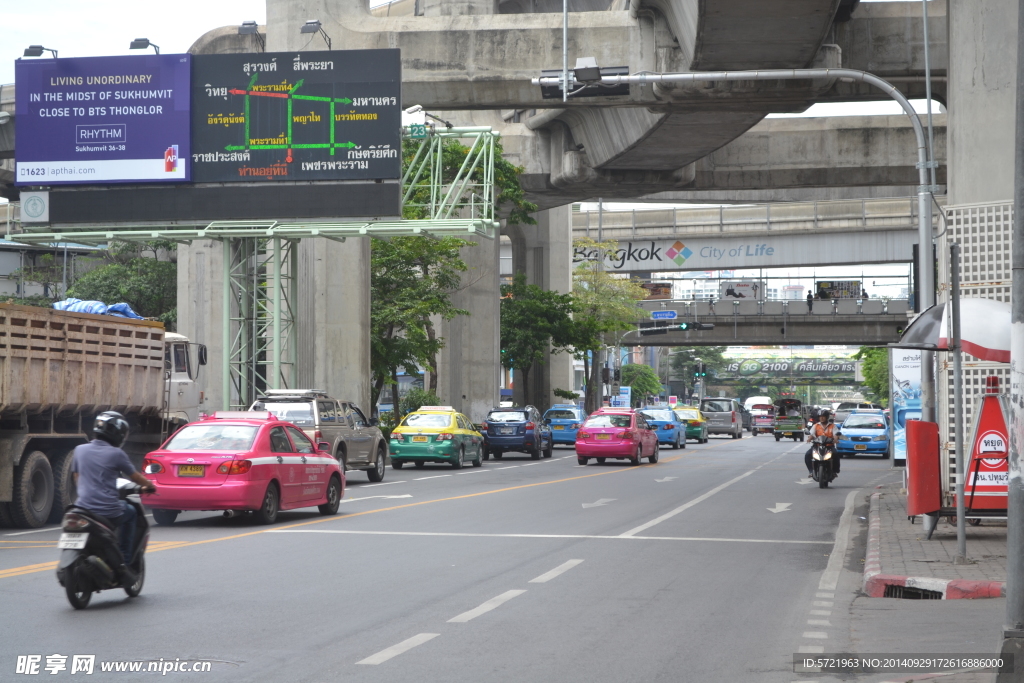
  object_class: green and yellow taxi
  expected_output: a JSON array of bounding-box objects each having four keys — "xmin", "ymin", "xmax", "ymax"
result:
[
  {"xmin": 673, "ymin": 408, "xmax": 709, "ymax": 444},
  {"xmin": 389, "ymin": 406, "xmax": 484, "ymax": 469}
]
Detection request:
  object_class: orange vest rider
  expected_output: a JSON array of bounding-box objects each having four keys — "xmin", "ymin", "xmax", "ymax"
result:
[{"xmin": 810, "ymin": 422, "xmax": 838, "ymax": 441}]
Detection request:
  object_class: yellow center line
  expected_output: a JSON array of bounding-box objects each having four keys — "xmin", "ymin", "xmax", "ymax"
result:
[{"xmin": 0, "ymin": 438, "xmax": 762, "ymax": 580}]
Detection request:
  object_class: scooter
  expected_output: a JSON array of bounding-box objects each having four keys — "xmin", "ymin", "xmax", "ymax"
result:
[
  {"xmin": 56, "ymin": 479, "xmax": 150, "ymax": 609},
  {"xmin": 810, "ymin": 438, "xmax": 837, "ymax": 489}
]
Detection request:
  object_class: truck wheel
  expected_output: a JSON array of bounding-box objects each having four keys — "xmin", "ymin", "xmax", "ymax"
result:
[
  {"xmin": 11, "ymin": 451, "xmax": 54, "ymax": 529},
  {"xmin": 48, "ymin": 449, "xmax": 79, "ymax": 524}
]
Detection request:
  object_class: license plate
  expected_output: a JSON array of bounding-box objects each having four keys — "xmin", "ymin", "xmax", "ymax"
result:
[
  {"xmin": 412, "ymin": 436, "xmax": 428, "ymax": 443},
  {"xmin": 596, "ymin": 434, "xmax": 611, "ymax": 440},
  {"xmin": 177, "ymin": 464, "xmax": 205, "ymax": 477},
  {"xmin": 855, "ymin": 444, "xmax": 867, "ymax": 450},
  {"xmin": 500, "ymin": 428, "xmax": 514, "ymax": 435},
  {"xmin": 783, "ymin": 432, "xmax": 793, "ymax": 436},
  {"xmin": 553, "ymin": 425, "xmax": 565, "ymax": 430},
  {"xmin": 58, "ymin": 533, "xmax": 88, "ymax": 550}
]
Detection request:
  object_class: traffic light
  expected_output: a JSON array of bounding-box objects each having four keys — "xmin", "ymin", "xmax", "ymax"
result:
[
  {"xmin": 601, "ymin": 368, "xmax": 610, "ymax": 383},
  {"xmin": 614, "ymin": 369, "xmax": 621, "ymax": 382},
  {"xmin": 678, "ymin": 322, "xmax": 715, "ymax": 331}
]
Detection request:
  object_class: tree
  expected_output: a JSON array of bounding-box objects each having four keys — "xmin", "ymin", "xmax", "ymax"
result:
[
  {"xmin": 370, "ymin": 235, "xmax": 472, "ymax": 415},
  {"xmin": 570, "ymin": 238, "xmax": 649, "ymax": 413},
  {"xmin": 668, "ymin": 345, "xmax": 728, "ymax": 400},
  {"xmin": 67, "ymin": 240, "xmax": 177, "ymax": 327},
  {"xmin": 499, "ymin": 274, "xmax": 575, "ymax": 401},
  {"xmin": 620, "ymin": 364, "xmax": 663, "ymax": 407},
  {"xmin": 854, "ymin": 346, "xmax": 889, "ymax": 405}
]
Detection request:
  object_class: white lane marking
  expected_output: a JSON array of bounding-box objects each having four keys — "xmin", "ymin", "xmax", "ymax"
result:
[
  {"xmin": 414, "ymin": 475, "xmax": 451, "ymax": 481},
  {"xmin": 809, "ymin": 610, "xmax": 832, "ymax": 617},
  {"xmin": 356, "ymin": 633, "xmax": 439, "ymax": 665},
  {"xmin": 496, "ymin": 466, "xmax": 519, "ymax": 470},
  {"xmin": 618, "ymin": 452, "xmax": 790, "ymax": 537},
  {"xmin": 812, "ymin": 601, "xmax": 834, "ymax": 608},
  {"xmin": 807, "ymin": 620, "xmax": 831, "ymax": 627},
  {"xmin": 655, "ymin": 477, "xmax": 678, "ymax": 482},
  {"xmin": 455, "ymin": 470, "xmax": 488, "ymax": 475},
  {"xmin": 582, "ymin": 498, "xmax": 616, "ymax": 508},
  {"xmin": 802, "ymin": 632, "xmax": 828, "ymax": 639},
  {"xmin": 448, "ymin": 589, "xmax": 526, "ymax": 623},
  {"xmin": 816, "ymin": 592, "xmax": 834, "ymax": 598},
  {"xmin": 798, "ymin": 645, "xmax": 825, "ymax": 653},
  {"xmin": 521, "ymin": 462, "xmax": 541, "ymax": 466},
  {"xmin": 767, "ymin": 503, "xmax": 792, "ymax": 513},
  {"xmin": 361, "ymin": 481, "xmax": 408, "ymax": 488},
  {"xmin": 341, "ymin": 495, "xmax": 413, "ymax": 503},
  {"xmin": 818, "ymin": 489, "xmax": 859, "ymax": 592},
  {"xmin": 267, "ymin": 529, "xmax": 832, "ymax": 544},
  {"xmin": 5, "ymin": 526, "xmax": 62, "ymax": 536},
  {"xmin": 528, "ymin": 559, "xmax": 584, "ymax": 584},
  {"xmin": 795, "ymin": 480, "xmax": 814, "ymax": 485}
]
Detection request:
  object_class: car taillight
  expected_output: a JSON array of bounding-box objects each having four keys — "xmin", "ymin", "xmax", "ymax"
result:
[
  {"xmin": 390, "ymin": 432, "xmax": 402, "ymax": 441},
  {"xmin": 570, "ymin": 423, "xmax": 578, "ymax": 429},
  {"xmin": 689, "ymin": 420, "xmax": 700, "ymax": 426},
  {"xmin": 314, "ymin": 430, "xmax": 323, "ymax": 442},
  {"xmin": 437, "ymin": 433, "xmax": 454, "ymax": 441},
  {"xmin": 662, "ymin": 424, "xmax": 672, "ymax": 430},
  {"xmin": 621, "ymin": 430, "xmax": 635, "ymax": 440},
  {"xmin": 731, "ymin": 411, "xmax": 737, "ymax": 423},
  {"xmin": 62, "ymin": 512, "xmax": 89, "ymax": 531},
  {"xmin": 525, "ymin": 422, "xmax": 535, "ymax": 431},
  {"xmin": 481, "ymin": 421, "xmax": 489, "ymax": 429},
  {"xmin": 217, "ymin": 460, "xmax": 252, "ymax": 475},
  {"xmin": 143, "ymin": 458, "xmax": 163, "ymax": 474},
  {"xmin": 578, "ymin": 431, "xmax": 590, "ymax": 439}
]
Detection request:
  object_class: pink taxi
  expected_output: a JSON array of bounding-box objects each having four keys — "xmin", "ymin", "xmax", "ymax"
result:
[
  {"xmin": 574, "ymin": 408, "xmax": 659, "ymax": 466},
  {"xmin": 141, "ymin": 412, "xmax": 344, "ymax": 525}
]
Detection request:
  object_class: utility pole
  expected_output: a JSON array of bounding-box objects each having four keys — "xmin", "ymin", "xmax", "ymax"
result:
[{"xmin": 1000, "ymin": 0, "xmax": 1024, "ymax": 676}]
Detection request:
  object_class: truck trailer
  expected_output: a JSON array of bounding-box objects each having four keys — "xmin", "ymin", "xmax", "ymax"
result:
[{"xmin": 0, "ymin": 303, "xmax": 205, "ymax": 528}]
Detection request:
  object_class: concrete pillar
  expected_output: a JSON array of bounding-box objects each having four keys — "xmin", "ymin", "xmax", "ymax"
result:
[
  {"xmin": 506, "ymin": 205, "xmax": 574, "ymax": 411},
  {"xmin": 947, "ymin": 0, "xmax": 1019, "ymax": 204},
  {"xmin": 294, "ymin": 239, "xmax": 372, "ymax": 412},
  {"xmin": 176, "ymin": 240, "xmax": 224, "ymax": 411},
  {"xmin": 436, "ymin": 234, "xmax": 501, "ymax": 422}
]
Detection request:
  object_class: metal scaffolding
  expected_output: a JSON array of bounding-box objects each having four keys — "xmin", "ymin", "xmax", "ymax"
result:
[{"xmin": 7, "ymin": 125, "xmax": 500, "ymax": 410}]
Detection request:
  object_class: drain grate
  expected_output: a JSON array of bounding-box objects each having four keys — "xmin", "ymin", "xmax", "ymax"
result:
[{"xmin": 883, "ymin": 584, "xmax": 943, "ymax": 599}]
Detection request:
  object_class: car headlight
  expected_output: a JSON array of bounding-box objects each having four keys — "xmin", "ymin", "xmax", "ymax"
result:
[{"xmin": 873, "ymin": 435, "xmax": 888, "ymax": 441}]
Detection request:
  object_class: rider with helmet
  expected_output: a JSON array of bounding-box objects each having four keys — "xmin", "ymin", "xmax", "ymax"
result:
[
  {"xmin": 70, "ymin": 412, "xmax": 155, "ymax": 585},
  {"xmin": 804, "ymin": 410, "xmax": 841, "ymax": 477}
]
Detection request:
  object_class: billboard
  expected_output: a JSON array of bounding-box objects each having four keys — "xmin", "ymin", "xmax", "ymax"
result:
[
  {"xmin": 715, "ymin": 357, "xmax": 856, "ymax": 385},
  {"xmin": 719, "ymin": 280, "xmax": 762, "ymax": 300},
  {"xmin": 15, "ymin": 54, "xmax": 191, "ymax": 184},
  {"xmin": 890, "ymin": 348, "xmax": 922, "ymax": 463},
  {"xmin": 641, "ymin": 282, "xmax": 672, "ymax": 300},
  {"xmin": 816, "ymin": 280, "xmax": 862, "ymax": 299},
  {"xmin": 191, "ymin": 50, "xmax": 401, "ymax": 183}
]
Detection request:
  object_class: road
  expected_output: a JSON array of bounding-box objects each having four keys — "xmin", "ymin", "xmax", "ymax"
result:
[{"xmin": 0, "ymin": 434, "xmax": 898, "ymax": 682}]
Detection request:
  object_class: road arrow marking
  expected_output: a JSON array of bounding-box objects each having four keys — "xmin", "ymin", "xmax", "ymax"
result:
[
  {"xmin": 795, "ymin": 479, "xmax": 814, "ymax": 485},
  {"xmin": 767, "ymin": 503, "xmax": 792, "ymax": 513},
  {"xmin": 655, "ymin": 477, "xmax": 678, "ymax": 482},
  {"xmin": 582, "ymin": 498, "xmax": 616, "ymax": 508}
]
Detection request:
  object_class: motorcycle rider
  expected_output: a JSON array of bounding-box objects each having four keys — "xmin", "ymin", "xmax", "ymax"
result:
[
  {"xmin": 70, "ymin": 412, "xmax": 155, "ymax": 585},
  {"xmin": 804, "ymin": 410, "xmax": 841, "ymax": 478}
]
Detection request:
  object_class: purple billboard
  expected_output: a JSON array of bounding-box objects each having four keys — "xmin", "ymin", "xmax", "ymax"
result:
[{"xmin": 15, "ymin": 54, "xmax": 191, "ymax": 185}]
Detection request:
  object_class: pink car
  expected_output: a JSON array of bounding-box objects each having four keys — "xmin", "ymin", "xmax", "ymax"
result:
[
  {"xmin": 575, "ymin": 409, "xmax": 659, "ymax": 466},
  {"xmin": 141, "ymin": 412, "xmax": 344, "ymax": 526}
]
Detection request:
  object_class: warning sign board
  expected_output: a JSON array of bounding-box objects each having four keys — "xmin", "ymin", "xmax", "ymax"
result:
[{"xmin": 965, "ymin": 394, "xmax": 1009, "ymax": 510}]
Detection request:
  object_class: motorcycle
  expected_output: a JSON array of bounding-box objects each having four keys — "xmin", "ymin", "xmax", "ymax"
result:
[
  {"xmin": 56, "ymin": 479, "xmax": 150, "ymax": 609},
  {"xmin": 810, "ymin": 438, "xmax": 837, "ymax": 489}
]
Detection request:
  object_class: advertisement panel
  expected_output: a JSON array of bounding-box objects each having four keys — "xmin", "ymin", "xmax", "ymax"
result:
[
  {"xmin": 191, "ymin": 50, "xmax": 401, "ymax": 183},
  {"xmin": 716, "ymin": 357, "xmax": 856, "ymax": 384},
  {"xmin": 15, "ymin": 54, "xmax": 191, "ymax": 184},
  {"xmin": 719, "ymin": 280, "xmax": 762, "ymax": 300},
  {"xmin": 815, "ymin": 280, "xmax": 862, "ymax": 299},
  {"xmin": 890, "ymin": 348, "xmax": 922, "ymax": 463},
  {"xmin": 641, "ymin": 282, "xmax": 672, "ymax": 300}
]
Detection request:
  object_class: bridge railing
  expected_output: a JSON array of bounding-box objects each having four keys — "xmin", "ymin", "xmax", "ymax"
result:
[
  {"xmin": 641, "ymin": 298, "xmax": 911, "ymax": 317},
  {"xmin": 574, "ymin": 196, "xmax": 944, "ymax": 239}
]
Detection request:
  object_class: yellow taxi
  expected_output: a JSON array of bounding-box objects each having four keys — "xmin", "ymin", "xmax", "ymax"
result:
[
  {"xmin": 673, "ymin": 407, "xmax": 709, "ymax": 444},
  {"xmin": 388, "ymin": 406, "xmax": 485, "ymax": 469}
]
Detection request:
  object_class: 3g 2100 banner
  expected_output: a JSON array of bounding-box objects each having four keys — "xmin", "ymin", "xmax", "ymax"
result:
[{"xmin": 15, "ymin": 54, "xmax": 191, "ymax": 185}]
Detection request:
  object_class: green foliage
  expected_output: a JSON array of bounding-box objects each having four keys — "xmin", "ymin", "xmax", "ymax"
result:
[
  {"xmin": 500, "ymin": 274, "xmax": 576, "ymax": 398},
  {"xmin": 400, "ymin": 388, "xmax": 442, "ymax": 415},
  {"xmin": 3, "ymin": 294, "xmax": 56, "ymax": 308},
  {"xmin": 370, "ymin": 235, "xmax": 471, "ymax": 412},
  {"xmin": 68, "ymin": 257, "xmax": 177, "ymax": 321},
  {"xmin": 620, "ymin": 364, "xmax": 663, "ymax": 406},
  {"xmin": 669, "ymin": 346, "xmax": 729, "ymax": 379},
  {"xmin": 854, "ymin": 346, "xmax": 890, "ymax": 405},
  {"xmin": 553, "ymin": 388, "xmax": 580, "ymax": 401}
]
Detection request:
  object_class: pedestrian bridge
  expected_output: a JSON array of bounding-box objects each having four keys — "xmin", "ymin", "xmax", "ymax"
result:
[
  {"xmin": 571, "ymin": 197, "xmax": 941, "ymax": 271},
  {"xmin": 630, "ymin": 298, "xmax": 911, "ymax": 345}
]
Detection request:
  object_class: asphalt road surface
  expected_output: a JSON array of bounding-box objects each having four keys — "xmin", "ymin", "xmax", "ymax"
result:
[{"xmin": 1, "ymin": 433, "xmax": 899, "ymax": 682}]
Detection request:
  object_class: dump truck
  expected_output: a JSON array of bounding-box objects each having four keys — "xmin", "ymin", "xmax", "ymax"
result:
[{"xmin": 0, "ymin": 303, "xmax": 206, "ymax": 528}]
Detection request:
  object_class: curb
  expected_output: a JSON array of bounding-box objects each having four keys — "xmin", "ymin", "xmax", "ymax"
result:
[{"xmin": 862, "ymin": 492, "xmax": 1006, "ymax": 600}]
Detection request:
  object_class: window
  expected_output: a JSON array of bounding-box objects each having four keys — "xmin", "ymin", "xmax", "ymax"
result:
[
  {"xmin": 336, "ymin": 403, "xmax": 354, "ymax": 428},
  {"xmin": 166, "ymin": 424, "xmax": 257, "ymax": 451},
  {"xmin": 545, "ymin": 409, "xmax": 578, "ymax": 420},
  {"xmin": 286, "ymin": 426, "xmax": 315, "ymax": 453},
  {"xmin": 488, "ymin": 411, "xmax": 528, "ymax": 423},
  {"xmin": 700, "ymin": 400, "xmax": 733, "ymax": 413},
  {"xmin": 843, "ymin": 416, "xmax": 886, "ymax": 430},
  {"xmin": 675, "ymin": 410, "xmax": 699, "ymax": 421},
  {"xmin": 318, "ymin": 401, "xmax": 337, "ymax": 424},
  {"xmin": 256, "ymin": 401, "xmax": 315, "ymax": 427},
  {"xmin": 269, "ymin": 427, "xmax": 293, "ymax": 453},
  {"xmin": 165, "ymin": 343, "xmax": 189, "ymax": 374},
  {"xmin": 402, "ymin": 413, "xmax": 452, "ymax": 428},
  {"xmin": 351, "ymin": 406, "xmax": 369, "ymax": 428},
  {"xmin": 584, "ymin": 415, "xmax": 632, "ymax": 428},
  {"xmin": 640, "ymin": 410, "xmax": 674, "ymax": 422}
]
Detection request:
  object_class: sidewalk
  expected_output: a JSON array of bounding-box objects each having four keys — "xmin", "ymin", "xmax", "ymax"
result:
[{"xmin": 863, "ymin": 483, "xmax": 1007, "ymax": 599}]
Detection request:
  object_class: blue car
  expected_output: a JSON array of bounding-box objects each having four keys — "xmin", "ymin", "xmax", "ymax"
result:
[
  {"xmin": 638, "ymin": 408, "xmax": 686, "ymax": 449},
  {"xmin": 482, "ymin": 405, "xmax": 553, "ymax": 459},
  {"xmin": 837, "ymin": 410, "xmax": 890, "ymax": 459},
  {"xmin": 542, "ymin": 404, "xmax": 587, "ymax": 446}
]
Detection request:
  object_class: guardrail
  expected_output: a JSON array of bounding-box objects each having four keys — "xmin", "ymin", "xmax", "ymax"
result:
[
  {"xmin": 641, "ymin": 298, "xmax": 912, "ymax": 317},
  {"xmin": 574, "ymin": 197, "xmax": 944, "ymax": 239}
]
